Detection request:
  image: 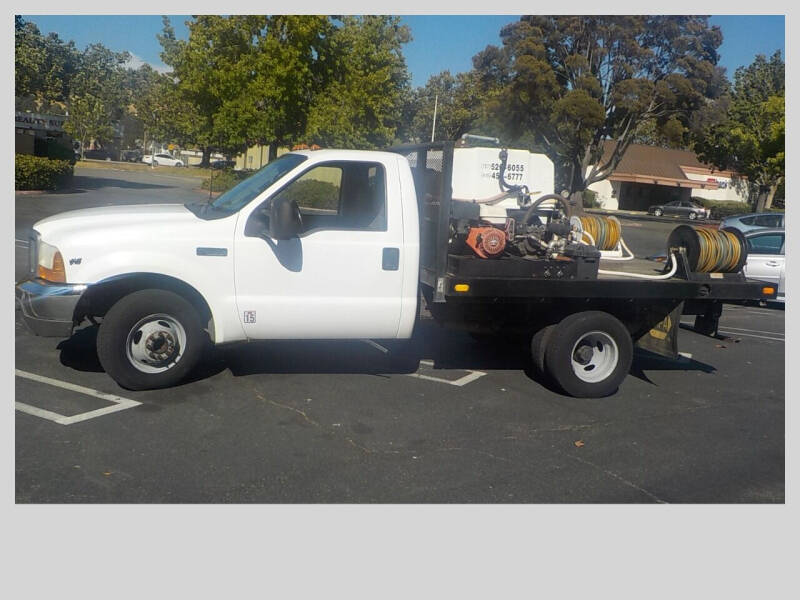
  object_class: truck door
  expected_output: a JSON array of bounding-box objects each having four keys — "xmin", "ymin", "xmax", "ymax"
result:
[{"xmin": 233, "ymin": 158, "xmax": 405, "ymax": 339}]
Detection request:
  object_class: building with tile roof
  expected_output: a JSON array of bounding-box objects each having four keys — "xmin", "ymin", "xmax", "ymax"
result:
[{"xmin": 586, "ymin": 142, "xmax": 750, "ymax": 211}]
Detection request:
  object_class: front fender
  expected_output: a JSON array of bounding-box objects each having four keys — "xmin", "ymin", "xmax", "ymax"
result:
[{"xmin": 74, "ymin": 250, "xmax": 245, "ymax": 344}]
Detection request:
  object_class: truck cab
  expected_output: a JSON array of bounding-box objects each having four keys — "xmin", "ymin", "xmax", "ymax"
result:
[{"xmin": 17, "ymin": 149, "xmax": 420, "ymax": 390}]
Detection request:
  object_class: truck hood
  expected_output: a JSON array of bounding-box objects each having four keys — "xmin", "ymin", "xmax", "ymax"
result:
[
  {"xmin": 30, "ymin": 202, "xmax": 238, "ymax": 285},
  {"xmin": 34, "ymin": 203, "xmax": 203, "ymax": 240},
  {"xmin": 34, "ymin": 204, "xmax": 198, "ymax": 236}
]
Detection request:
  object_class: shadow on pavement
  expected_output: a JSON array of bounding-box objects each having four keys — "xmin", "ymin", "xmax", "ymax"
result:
[
  {"xmin": 56, "ymin": 319, "xmax": 718, "ymax": 392},
  {"xmin": 58, "ymin": 176, "xmax": 174, "ymax": 193},
  {"xmin": 628, "ymin": 347, "xmax": 715, "ymax": 386}
]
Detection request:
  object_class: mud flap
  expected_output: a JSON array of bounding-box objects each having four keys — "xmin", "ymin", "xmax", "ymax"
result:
[{"xmin": 634, "ymin": 301, "xmax": 682, "ymax": 359}]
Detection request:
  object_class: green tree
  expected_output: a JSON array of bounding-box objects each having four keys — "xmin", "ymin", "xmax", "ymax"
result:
[
  {"xmin": 693, "ymin": 51, "xmax": 785, "ymax": 211},
  {"xmin": 15, "ymin": 16, "xmax": 80, "ymax": 111},
  {"xmin": 405, "ymin": 70, "xmax": 481, "ymax": 143},
  {"xmin": 305, "ymin": 16, "xmax": 411, "ymax": 148},
  {"xmin": 158, "ymin": 15, "xmax": 335, "ymax": 165},
  {"xmin": 473, "ymin": 16, "xmax": 725, "ymax": 195},
  {"xmin": 64, "ymin": 43, "xmax": 130, "ymax": 157}
]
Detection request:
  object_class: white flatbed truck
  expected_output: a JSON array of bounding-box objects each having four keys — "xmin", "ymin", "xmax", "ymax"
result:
[{"xmin": 16, "ymin": 141, "xmax": 775, "ymax": 397}]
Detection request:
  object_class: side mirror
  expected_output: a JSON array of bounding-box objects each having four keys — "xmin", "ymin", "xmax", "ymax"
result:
[{"xmin": 269, "ymin": 195, "xmax": 302, "ymax": 240}]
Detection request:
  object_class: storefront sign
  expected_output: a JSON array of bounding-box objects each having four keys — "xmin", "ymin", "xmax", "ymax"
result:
[{"xmin": 15, "ymin": 111, "xmax": 67, "ymax": 132}]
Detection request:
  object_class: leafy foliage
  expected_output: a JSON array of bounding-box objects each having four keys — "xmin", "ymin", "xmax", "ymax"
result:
[
  {"xmin": 472, "ymin": 16, "xmax": 725, "ymax": 193},
  {"xmin": 305, "ymin": 16, "xmax": 411, "ymax": 148},
  {"xmin": 15, "ymin": 16, "xmax": 80, "ymax": 109},
  {"xmin": 158, "ymin": 15, "xmax": 337, "ymax": 162},
  {"xmin": 404, "ymin": 70, "xmax": 481, "ymax": 143},
  {"xmin": 279, "ymin": 179, "xmax": 341, "ymax": 210},
  {"xmin": 201, "ymin": 169, "xmax": 250, "ymax": 193},
  {"xmin": 62, "ymin": 44, "xmax": 131, "ymax": 156},
  {"xmin": 692, "ymin": 51, "xmax": 785, "ymax": 210},
  {"xmin": 691, "ymin": 198, "xmax": 751, "ymax": 220},
  {"xmin": 15, "ymin": 154, "xmax": 74, "ymax": 190}
]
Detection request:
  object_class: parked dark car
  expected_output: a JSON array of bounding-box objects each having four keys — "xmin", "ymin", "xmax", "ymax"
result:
[
  {"xmin": 120, "ymin": 149, "xmax": 143, "ymax": 163},
  {"xmin": 82, "ymin": 148, "xmax": 115, "ymax": 161},
  {"xmin": 647, "ymin": 199, "xmax": 710, "ymax": 220},
  {"xmin": 210, "ymin": 159, "xmax": 235, "ymax": 169}
]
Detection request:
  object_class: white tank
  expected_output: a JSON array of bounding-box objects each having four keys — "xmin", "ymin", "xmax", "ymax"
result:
[{"xmin": 450, "ymin": 147, "xmax": 555, "ymax": 222}]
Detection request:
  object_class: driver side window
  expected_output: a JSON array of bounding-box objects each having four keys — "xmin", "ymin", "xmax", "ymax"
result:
[
  {"xmin": 279, "ymin": 166, "xmax": 343, "ymax": 231},
  {"xmin": 247, "ymin": 161, "xmax": 387, "ymax": 237}
]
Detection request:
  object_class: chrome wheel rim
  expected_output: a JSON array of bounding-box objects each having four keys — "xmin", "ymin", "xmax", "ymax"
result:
[
  {"xmin": 125, "ymin": 313, "xmax": 186, "ymax": 374},
  {"xmin": 570, "ymin": 331, "xmax": 619, "ymax": 383}
]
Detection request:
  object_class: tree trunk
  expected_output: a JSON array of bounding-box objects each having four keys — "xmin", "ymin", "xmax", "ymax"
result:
[
  {"xmin": 764, "ymin": 182, "xmax": 779, "ymax": 210},
  {"xmin": 201, "ymin": 146, "xmax": 211, "ymax": 168},
  {"xmin": 569, "ymin": 191, "xmax": 585, "ymax": 216},
  {"xmin": 755, "ymin": 186, "xmax": 769, "ymax": 213},
  {"xmin": 268, "ymin": 141, "xmax": 278, "ymax": 162}
]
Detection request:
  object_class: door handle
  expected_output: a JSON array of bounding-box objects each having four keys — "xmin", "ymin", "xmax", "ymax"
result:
[
  {"xmin": 766, "ymin": 261, "xmax": 781, "ymax": 267},
  {"xmin": 382, "ymin": 247, "xmax": 399, "ymax": 271}
]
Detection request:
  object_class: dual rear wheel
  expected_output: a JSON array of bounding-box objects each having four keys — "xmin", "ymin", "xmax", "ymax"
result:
[{"xmin": 531, "ymin": 311, "xmax": 633, "ymax": 398}]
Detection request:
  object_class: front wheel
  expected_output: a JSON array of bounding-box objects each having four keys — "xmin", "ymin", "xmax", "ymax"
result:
[
  {"xmin": 544, "ymin": 311, "xmax": 633, "ymax": 397},
  {"xmin": 689, "ymin": 212, "xmax": 697, "ymax": 220},
  {"xmin": 153, "ymin": 160, "xmax": 159, "ymax": 166},
  {"xmin": 97, "ymin": 289, "xmax": 207, "ymax": 390},
  {"xmin": 653, "ymin": 208, "xmax": 663, "ymax": 217}
]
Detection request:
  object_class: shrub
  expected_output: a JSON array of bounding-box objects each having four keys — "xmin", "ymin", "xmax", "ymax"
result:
[
  {"xmin": 692, "ymin": 197, "xmax": 750, "ymax": 220},
  {"xmin": 201, "ymin": 169, "xmax": 249, "ymax": 193},
  {"xmin": 46, "ymin": 142, "xmax": 77, "ymax": 164},
  {"xmin": 15, "ymin": 154, "xmax": 73, "ymax": 191},
  {"xmin": 279, "ymin": 179, "xmax": 340, "ymax": 210},
  {"xmin": 581, "ymin": 189, "xmax": 601, "ymax": 209}
]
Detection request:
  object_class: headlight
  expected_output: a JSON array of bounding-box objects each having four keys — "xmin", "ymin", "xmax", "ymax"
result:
[{"xmin": 37, "ymin": 240, "xmax": 66, "ymax": 283}]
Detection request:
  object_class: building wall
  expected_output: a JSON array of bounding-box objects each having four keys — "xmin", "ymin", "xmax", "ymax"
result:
[
  {"xmin": 586, "ymin": 177, "xmax": 619, "ymax": 210},
  {"xmin": 684, "ymin": 172, "xmax": 749, "ymax": 203},
  {"xmin": 234, "ymin": 145, "xmax": 291, "ymax": 171}
]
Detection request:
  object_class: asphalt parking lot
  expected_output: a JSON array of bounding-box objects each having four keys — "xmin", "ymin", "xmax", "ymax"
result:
[{"xmin": 15, "ymin": 167, "xmax": 785, "ymax": 503}]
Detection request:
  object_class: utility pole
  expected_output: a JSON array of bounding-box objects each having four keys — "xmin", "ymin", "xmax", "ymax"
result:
[{"xmin": 431, "ymin": 94, "xmax": 438, "ymax": 143}]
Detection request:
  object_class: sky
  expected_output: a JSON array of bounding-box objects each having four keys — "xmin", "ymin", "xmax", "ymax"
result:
[{"xmin": 20, "ymin": 14, "xmax": 786, "ymax": 88}]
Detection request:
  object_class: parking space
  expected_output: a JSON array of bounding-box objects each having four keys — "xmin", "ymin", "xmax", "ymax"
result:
[
  {"xmin": 14, "ymin": 302, "xmax": 784, "ymax": 503},
  {"xmin": 15, "ymin": 171, "xmax": 784, "ymax": 503}
]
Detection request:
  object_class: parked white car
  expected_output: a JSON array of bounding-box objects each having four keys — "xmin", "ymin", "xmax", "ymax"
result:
[
  {"xmin": 742, "ymin": 227, "xmax": 785, "ymax": 303},
  {"xmin": 142, "ymin": 153, "xmax": 184, "ymax": 167}
]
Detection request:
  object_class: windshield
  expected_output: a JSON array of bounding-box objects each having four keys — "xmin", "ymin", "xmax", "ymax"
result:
[{"xmin": 209, "ymin": 153, "xmax": 307, "ymax": 212}]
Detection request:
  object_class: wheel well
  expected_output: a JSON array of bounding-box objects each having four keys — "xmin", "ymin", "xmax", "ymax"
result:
[{"xmin": 74, "ymin": 273, "xmax": 214, "ymax": 334}]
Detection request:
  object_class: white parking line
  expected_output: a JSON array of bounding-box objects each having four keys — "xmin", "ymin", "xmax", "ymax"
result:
[
  {"xmin": 15, "ymin": 370, "xmax": 140, "ymax": 425},
  {"xmin": 717, "ymin": 325, "xmax": 785, "ymax": 337},
  {"xmin": 717, "ymin": 330, "xmax": 784, "ymax": 342},
  {"xmin": 725, "ymin": 307, "xmax": 778, "ymax": 316},
  {"xmin": 406, "ymin": 360, "xmax": 487, "ymax": 387}
]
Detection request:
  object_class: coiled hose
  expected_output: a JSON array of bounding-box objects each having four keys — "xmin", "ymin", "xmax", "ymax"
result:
[
  {"xmin": 666, "ymin": 225, "xmax": 747, "ymax": 273},
  {"xmin": 579, "ymin": 215, "xmax": 634, "ymax": 260}
]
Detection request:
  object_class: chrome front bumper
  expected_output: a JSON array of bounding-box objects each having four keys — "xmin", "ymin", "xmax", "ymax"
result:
[{"xmin": 15, "ymin": 278, "xmax": 86, "ymax": 337}]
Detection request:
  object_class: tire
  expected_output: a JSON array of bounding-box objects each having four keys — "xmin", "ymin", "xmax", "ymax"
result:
[
  {"xmin": 654, "ymin": 208, "xmax": 663, "ymax": 217},
  {"xmin": 97, "ymin": 289, "xmax": 207, "ymax": 390},
  {"xmin": 530, "ymin": 324, "xmax": 556, "ymax": 377},
  {"xmin": 689, "ymin": 212, "xmax": 697, "ymax": 220},
  {"xmin": 153, "ymin": 160, "xmax": 159, "ymax": 166},
  {"xmin": 105, "ymin": 157, "xmax": 111, "ymax": 162},
  {"xmin": 544, "ymin": 311, "xmax": 632, "ymax": 398}
]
